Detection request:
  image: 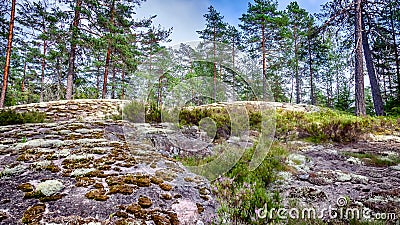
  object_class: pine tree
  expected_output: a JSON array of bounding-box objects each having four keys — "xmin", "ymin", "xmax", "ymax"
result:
[
  {"xmin": 65, "ymin": 0, "xmax": 82, "ymax": 100},
  {"xmin": 240, "ymin": 0, "xmax": 281, "ymax": 101},
  {"xmin": 197, "ymin": 6, "xmax": 227, "ymax": 102},
  {"xmin": 0, "ymin": 0, "xmax": 16, "ymax": 108},
  {"xmin": 285, "ymin": 2, "xmax": 310, "ymax": 104}
]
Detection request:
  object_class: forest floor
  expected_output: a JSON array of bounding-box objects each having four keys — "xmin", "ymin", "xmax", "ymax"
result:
[
  {"xmin": 275, "ymin": 134, "xmax": 400, "ymax": 223},
  {"xmin": 1, "ymin": 100, "xmax": 399, "ymax": 224}
]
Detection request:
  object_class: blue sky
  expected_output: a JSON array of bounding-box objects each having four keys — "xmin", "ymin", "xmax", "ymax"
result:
[{"xmin": 135, "ymin": 0, "xmax": 330, "ymax": 46}]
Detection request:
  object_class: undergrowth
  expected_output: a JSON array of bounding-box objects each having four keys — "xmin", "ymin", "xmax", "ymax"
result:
[
  {"xmin": 0, "ymin": 109, "xmax": 47, "ymax": 126},
  {"xmin": 177, "ymin": 142, "xmax": 287, "ymax": 224},
  {"xmin": 275, "ymin": 109, "xmax": 399, "ymax": 143},
  {"xmin": 343, "ymin": 152, "xmax": 400, "ymax": 167},
  {"xmin": 178, "ymin": 106, "xmax": 400, "ymax": 143}
]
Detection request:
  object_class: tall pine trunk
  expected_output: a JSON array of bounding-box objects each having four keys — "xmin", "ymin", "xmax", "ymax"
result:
[
  {"xmin": 362, "ymin": 17, "xmax": 385, "ymax": 116},
  {"xmin": 294, "ymin": 24, "xmax": 300, "ymax": 104},
  {"xmin": 56, "ymin": 57, "xmax": 62, "ymax": 100},
  {"xmin": 40, "ymin": 39, "xmax": 47, "ymax": 102},
  {"xmin": 102, "ymin": 0, "xmax": 115, "ymax": 99},
  {"xmin": 22, "ymin": 61, "xmax": 26, "ymax": 92},
  {"xmin": 96, "ymin": 60, "xmax": 101, "ymax": 99},
  {"xmin": 121, "ymin": 69, "xmax": 125, "ymax": 100},
  {"xmin": 0, "ymin": 0, "xmax": 16, "ymax": 108},
  {"xmin": 262, "ymin": 23, "xmax": 266, "ymax": 101},
  {"xmin": 354, "ymin": 0, "xmax": 366, "ymax": 116},
  {"xmin": 66, "ymin": 0, "xmax": 82, "ymax": 100},
  {"xmin": 111, "ymin": 65, "xmax": 116, "ymax": 99},
  {"xmin": 213, "ymin": 26, "xmax": 217, "ymax": 103},
  {"xmin": 390, "ymin": 5, "xmax": 400, "ymax": 98},
  {"xmin": 308, "ymin": 36, "xmax": 315, "ymax": 105}
]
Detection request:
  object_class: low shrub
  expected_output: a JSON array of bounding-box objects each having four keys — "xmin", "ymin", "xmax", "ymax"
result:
[
  {"xmin": 0, "ymin": 109, "xmax": 47, "ymax": 126},
  {"xmin": 276, "ymin": 109, "xmax": 398, "ymax": 143},
  {"xmin": 209, "ymin": 142, "xmax": 287, "ymax": 224}
]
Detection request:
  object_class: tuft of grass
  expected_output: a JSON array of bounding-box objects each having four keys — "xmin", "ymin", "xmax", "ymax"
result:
[
  {"xmin": 343, "ymin": 152, "xmax": 400, "ymax": 167},
  {"xmin": 0, "ymin": 109, "xmax": 47, "ymax": 126},
  {"xmin": 180, "ymin": 142, "xmax": 288, "ymax": 225},
  {"xmin": 276, "ymin": 109, "xmax": 399, "ymax": 143},
  {"xmin": 122, "ymin": 100, "xmax": 174, "ymax": 123}
]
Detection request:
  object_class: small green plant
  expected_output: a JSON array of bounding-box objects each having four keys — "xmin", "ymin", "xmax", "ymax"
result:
[
  {"xmin": 276, "ymin": 108, "xmax": 398, "ymax": 143},
  {"xmin": 122, "ymin": 100, "xmax": 174, "ymax": 123},
  {"xmin": 343, "ymin": 152, "xmax": 400, "ymax": 167},
  {"xmin": 0, "ymin": 109, "xmax": 47, "ymax": 126},
  {"xmin": 207, "ymin": 142, "xmax": 287, "ymax": 224}
]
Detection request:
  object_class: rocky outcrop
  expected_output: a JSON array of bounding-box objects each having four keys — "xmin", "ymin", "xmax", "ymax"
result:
[
  {"xmin": 274, "ymin": 137, "xmax": 400, "ymax": 220},
  {"xmin": 0, "ymin": 100, "xmax": 217, "ymax": 225},
  {"xmin": 7, "ymin": 99, "xmax": 129, "ymax": 121}
]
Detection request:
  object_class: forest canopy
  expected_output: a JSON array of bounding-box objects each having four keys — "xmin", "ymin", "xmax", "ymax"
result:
[{"xmin": 0, "ymin": 0, "xmax": 399, "ymax": 116}]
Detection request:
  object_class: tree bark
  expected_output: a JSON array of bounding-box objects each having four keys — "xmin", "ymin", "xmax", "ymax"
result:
[
  {"xmin": 213, "ymin": 26, "xmax": 217, "ymax": 103},
  {"xmin": 308, "ymin": 35, "xmax": 315, "ymax": 105},
  {"xmin": 56, "ymin": 57, "xmax": 62, "ymax": 100},
  {"xmin": 111, "ymin": 65, "xmax": 116, "ymax": 99},
  {"xmin": 66, "ymin": 0, "xmax": 82, "ymax": 100},
  {"xmin": 22, "ymin": 61, "xmax": 26, "ymax": 92},
  {"xmin": 40, "ymin": 38, "xmax": 47, "ymax": 102},
  {"xmin": 294, "ymin": 24, "xmax": 300, "ymax": 104},
  {"xmin": 390, "ymin": 4, "xmax": 400, "ymax": 98},
  {"xmin": 102, "ymin": 48, "xmax": 111, "ymax": 99},
  {"xmin": 102, "ymin": 0, "xmax": 115, "ymax": 99},
  {"xmin": 354, "ymin": 0, "xmax": 366, "ymax": 116},
  {"xmin": 121, "ymin": 68, "xmax": 125, "ymax": 100},
  {"xmin": 362, "ymin": 17, "xmax": 385, "ymax": 115},
  {"xmin": 262, "ymin": 23, "xmax": 266, "ymax": 101},
  {"xmin": 96, "ymin": 60, "xmax": 101, "ymax": 99},
  {"xmin": 0, "ymin": 0, "xmax": 16, "ymax": 108}
]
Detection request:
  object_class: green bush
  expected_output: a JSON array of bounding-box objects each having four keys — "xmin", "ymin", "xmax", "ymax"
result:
[
  {"xmin": 211, "ymin": 143, "xmax": 287, "ymax": 224},
  {"xmin": 0, "ymin": 109, "xmax": 47, "ymax": 126},
  {"xmin": 276, "ymin": 109, "xmax": 398, "ymax": 143},
  {"xmin": 122, "ymin": 100, "xmax": 175, "ymax": 124}
]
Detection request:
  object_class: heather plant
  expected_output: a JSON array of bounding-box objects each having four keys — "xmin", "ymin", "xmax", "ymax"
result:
[
  {"xmin": 0, "ymin": 109, "xmax": 47, "ymax": 126},
  {"xmin": 210, "ymin": 143, "xmax": 286, "ymax": 224}
]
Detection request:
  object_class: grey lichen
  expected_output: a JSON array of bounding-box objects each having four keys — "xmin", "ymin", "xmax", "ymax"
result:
[
  {"xmin": 15, "ymin": 139, "xmax": 64, "ymax": 150},
  {"xmin": 36, "ymin": 180, "xmax": 64, "ymax": 196},
  {"xmin": 70, "ymin": 168, "xmax": 96, "ymax": 177},
  {"xmin": 0, "ymin": 164, "xmax": 27, "ymax": 178}
]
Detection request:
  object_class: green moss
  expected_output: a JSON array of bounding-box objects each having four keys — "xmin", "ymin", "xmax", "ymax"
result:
[
  {"xmin": 126, "ymin": 203, "xmax": 145, "ymax": 218},
  {"xmin": 39, "ymin": 194, "xmax": 64, "ymax": 202},
  {"xmin": 21, "ymin": 203, "xmax": 46, "ymax": 224},
  {"xmin": 150, "ymin": 176, "xmax": 164, "ymax": 185},
  {"xmin": 108, "ymin": 184, "xmax": 135, "ymax": 195},
  {"xmin": 123, "ymin": 175, "xmax": 151, "ymax": 187},
  {"xmin": 75, "ymin": 177, "xmax": 96, "ymax": 187},
  {"xmin": 45, "ymin": 164, "xmax": 61, "ymax": 173},
  {"xmin": 138, "ymin": 196, "xmax": 152, "ymax": 208},
  {"xmin": 17, "ymin": 183, "xmax": 34, "ymax": 192},
  {"xmin": 24, "ymin": 190, "xmax": 45, "ymax": 199},
  {"xmin": 159, "ymin": 183, "xmax": 173, "ymax": 191},
  {"xmin": 85, "ymin": 189, "xmax": 109, "ymax": 201}
]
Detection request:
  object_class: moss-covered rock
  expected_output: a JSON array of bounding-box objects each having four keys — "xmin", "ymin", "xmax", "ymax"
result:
[{"xmin": 21, "ymin": 204, "xmax": 46, "ymax": 224}]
